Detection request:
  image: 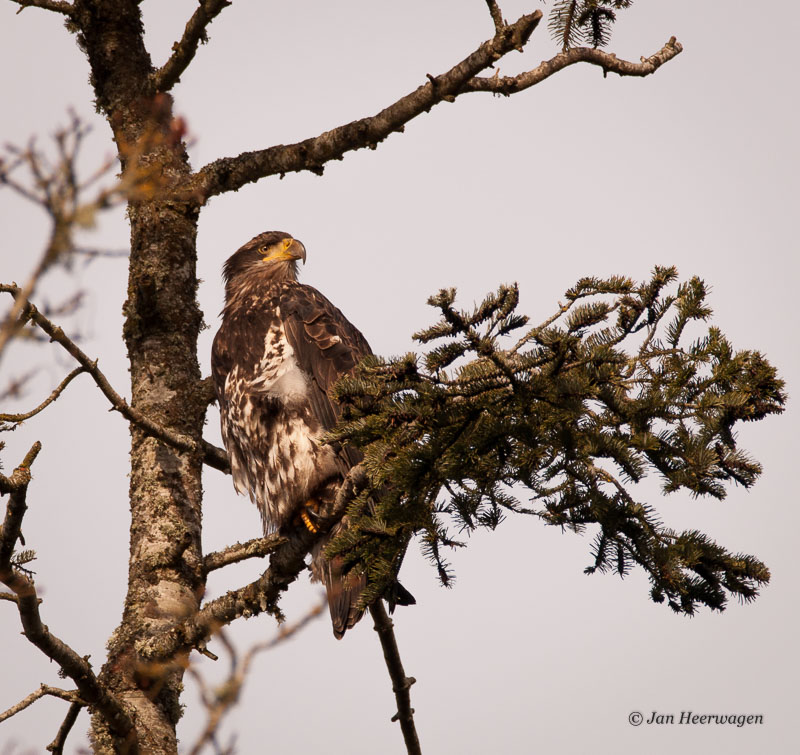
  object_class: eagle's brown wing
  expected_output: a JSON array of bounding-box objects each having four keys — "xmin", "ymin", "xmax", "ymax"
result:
[
  {"xmin": 282, "ymin": 282, "xmax": 372, "ymax": 638},
  {"xmin": 281, "ymin": 283, "xmax": 371, "ymax": 471}
]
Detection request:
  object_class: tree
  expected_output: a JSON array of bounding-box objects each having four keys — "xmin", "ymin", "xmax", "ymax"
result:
[{"xmin": 0, "ymin": 2, "xmax": 795, "ymax": 753}]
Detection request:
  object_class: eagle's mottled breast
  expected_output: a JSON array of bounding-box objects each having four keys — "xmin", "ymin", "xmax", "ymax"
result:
[{"xmin": 211, "ymin": 281, "xmax": 341, "ymax": 532}]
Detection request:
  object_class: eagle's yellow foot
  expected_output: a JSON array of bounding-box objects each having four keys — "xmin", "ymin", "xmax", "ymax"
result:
[
  {"xmin": 300, "ymin": 509, "xmax": 318, "ymax": 533},
  {"xmin": 297, "ymin": 499, "xmax": 321, "ymax": 533}
]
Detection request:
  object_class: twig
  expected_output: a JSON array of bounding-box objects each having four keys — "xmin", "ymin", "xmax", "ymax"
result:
[
  {"xmin": 0, "ymin": 116, "xmax": 124, "ymax": 361},
  {"xmin": 0, "ymin": 441, "xmax": 41, "ymax": 564},
  {"xmin": 9, "ymin": 0, "xmax": 74, "ymax": 15},
  {"xmin": 186, "ymin": 602, "xmax": 325, "ymax": 755},
  {"xmin": 0, "ymin": 366, "xmax": 85, "ymax": 425},
  {"xmin": 189, "ymin": 11, "xmax": 544, "ymax": 201},
  {"xmin": 0, "ymin": 443, "xmax": 137, "ymax": 748},
  {"xmin": 0, "ymin": 684, "xmax": 83, "ymax": 724},
  {"xmin": 203, "ymin": 533, "xmax": 287, "ymax": 574},
  {"xmin": 485, "ymin": 0, "xmax": 504, "ymax": 33},
  {"xmin": 0, "ymin": 284, "xmax": 229, "ymax": 473},
  {"xmin": 371, "ymin": 601, "xmax": 421, "ymax": 755},
  {"xmin": 144, "ymin": 466, "xmax": 366, "ymax": 661},
  {"xmin": 464, "ymin": 37, "xmax": 683, "ymax": 95},
  {"xmin": 152, "ymin": 0, "xmax": 233, "ymax": 92},
  {"xmin": 46, "ymin": 701, "xmax": 83, "ymax": 754}
]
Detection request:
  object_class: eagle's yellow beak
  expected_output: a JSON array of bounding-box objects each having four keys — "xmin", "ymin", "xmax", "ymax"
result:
[{"xmin": 262, "ymin": 237, "xmax": 306, "ymax": 264}]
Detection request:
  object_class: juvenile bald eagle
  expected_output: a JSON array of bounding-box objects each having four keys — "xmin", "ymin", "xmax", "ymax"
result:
[{"xmin": 211, "ymin": 231, "xmax": 375, "ymax": 638}]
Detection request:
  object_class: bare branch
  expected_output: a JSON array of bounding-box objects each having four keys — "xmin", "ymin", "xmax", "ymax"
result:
[
  {"xmin": 0, "ymin": 441, "xmax": 41, "ymax": 564},
  {"xmin": 485, "ymin": 0, "xmax": 504, "ymax": 33},
  {"xmin": 0, "ymin": 366, "xmax": 85, "ymax": 426},
  {"xmin": 0, "ymin": 117, "xmax": 124, "ymax": 361},
  {"xmin": 0, "ymin": 284, "xmax": 230, "ymax": 473},
  {"xmin": 152, "ymin": 0, "xmax": 233, "ymax": 93},
  {"xmin": 186, "ymin": 602, "xmax": 324, "ymax": 755},
  {"xmin": 0, "ymin": 684, "xmax": 83, "ymax": 724},
  {"xmin": 0, "ymin": 445, "xmax": 136, "ymax": 747},
  {"xmin": 46, "ymin": 701, "xmax": 83, "ymax": 755},
  {"xmin": 9, "ymin": 0, "xmax": 74, "ymax": 15},
  {"xmin": 203, "ymin": 533, "xmax": 287, "ymax": 574},
  {"xmin": 371, "ymin": 602, "xmax": 421, "ymax": 755},
  {"xmin": 464, "ymin": 37, "xmax": 683, "ymax": 94},
  {"xmin": 189, "ymin": 15, "xmax": 681, "ymax": 205},
  {"xmin": 144, "ymin": 466, "xmax": 366, "ymax": 660},
  {"xmin": 189, "ymin": 11, "xmax": 544, "ymax": 202}
]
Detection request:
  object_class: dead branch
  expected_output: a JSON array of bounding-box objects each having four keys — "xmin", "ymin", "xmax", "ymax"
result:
[
  {"xmin": 46, "ymin": 701, "xmax": 83, "ymax": 755},
  {"xmin": 186, "ymin": 602, "xmax": 325, "ymax": 755},
  {"xmin": 463, "ymin": 37, "xmax": 683, "ymax": 94},
  {"xmin": 9, "ymin": 0, "xmax": 74, "ymax": 15},
  {"xmin": 189, "ymin": 12, "xmax": 681, "ymax": 204},
  {"xmin": 203, "ymin": 533, "xmax": 287, "ymax": 574},
  {"xmin": 152, "ymin": 0, "xmax": 233, "ymax": 93},
  {"xmin": 144, "ymin": 466, "xmax": 366, "ymax": 661},
  {"xmin": 0, "ymin": 366, "xmax": 86, "ymax": 426},
  {"xmin": 0, "ymin": 284, "xmax": 229, "ymax": 473},
  {"xmin": 485, "ymin": 0, "xmax": 504, "ymax": 34},
  {"xmin": 371, "ymin": 601, "xmax": 421, "ymax": 755},
  {"xmin": 189, "ymin": 10, "xmax": 543, "ymax": 202},
  {"xmin": 0, "ymin": 684, "xmax": 83, "ymax": 724},
  {"xmin": 0, "ymin": 443, "xmax": 137, "ymax": 748},
  {"xmin": 0, "ymin": 116, "xmax": 123, "ymax": 361}
]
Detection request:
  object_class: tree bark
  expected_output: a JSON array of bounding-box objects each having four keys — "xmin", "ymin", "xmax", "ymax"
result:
[{"xmin": 67, "ymin": 1, "xmax": 206, "ymax": 751}]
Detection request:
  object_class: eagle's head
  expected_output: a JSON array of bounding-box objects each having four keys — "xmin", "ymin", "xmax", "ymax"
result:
[{"xmin": 222, "ymin": 231, "xmax": 307, "ymax": 302}]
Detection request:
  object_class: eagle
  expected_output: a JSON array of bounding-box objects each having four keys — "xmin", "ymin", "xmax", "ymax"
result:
[{"xmin": 211, "ymin": 230, "xmax": 400, "ymax": 638}]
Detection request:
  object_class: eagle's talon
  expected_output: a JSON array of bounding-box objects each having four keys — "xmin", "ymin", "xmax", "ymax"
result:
[{"xmin": 300, "ymin": 509, "xmax": 318, "ymax": 534}]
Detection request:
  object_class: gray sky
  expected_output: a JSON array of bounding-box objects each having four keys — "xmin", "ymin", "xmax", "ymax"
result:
[{"xmin": 1, "ymin": 1, "xmax": 798, "ymax": 753}]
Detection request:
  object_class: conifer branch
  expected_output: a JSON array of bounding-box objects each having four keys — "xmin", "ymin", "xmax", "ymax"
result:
[
  {"xmin": 330, "ymin": 269, "xmax": 785, "ymax": 614},
  {"xmin": 0, "ymin": 284, "xmax": 230, "ymax": 473},
  {"xmin": 371, "ymin": 601, "xmax": 421, "ymax": 755},
  {"xmin": 152, "ymin": 0, "xmax": 233, "ymax": 93}
]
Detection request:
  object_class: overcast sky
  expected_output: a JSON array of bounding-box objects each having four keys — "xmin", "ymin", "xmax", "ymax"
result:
[{"xmin": 1, "ymin": 1, "xmax": 798, "ymax": 753}]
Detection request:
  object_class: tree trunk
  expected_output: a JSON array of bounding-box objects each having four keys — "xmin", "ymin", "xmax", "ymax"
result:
[{"xmin": 68, "ymin": 2, "xmax": 206, "ymax": 750}]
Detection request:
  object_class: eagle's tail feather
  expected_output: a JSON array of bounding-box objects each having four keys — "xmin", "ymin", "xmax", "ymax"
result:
[{"xmin": 324, "ymin": 558, "xmax": 366, "ymax": 640}]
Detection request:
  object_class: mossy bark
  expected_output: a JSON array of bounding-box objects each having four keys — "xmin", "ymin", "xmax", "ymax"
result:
[{"xmin": 68, "ymin": 2, "xmax": 207, "ymax": 751}]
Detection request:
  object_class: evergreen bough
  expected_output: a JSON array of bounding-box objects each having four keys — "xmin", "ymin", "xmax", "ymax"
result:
[{"xmin": 327, "ymin": 267, "xmax": 786, "ymax": 614}]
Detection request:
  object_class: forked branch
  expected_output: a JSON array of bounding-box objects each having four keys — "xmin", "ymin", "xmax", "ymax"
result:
[
  {"xmin": 189, "ymin": 11, "xmax": 543, "ymax": 201},
  {"xmin": 0, "ymin": 684, "xmax": 83, "ymax": 724},
  {"xmin": 152, "ymin": 0, "xmax": 233, "ymax": 92},
  {"xmin": 144, "ymin": 466, "xmax": 366, "ymax": 660},
  {"xmin": 190, "ymin": 11, "xmax": 681, "ymax": 203},
  {"xmin": 0, "ymin": 284, "xmax": 230, "ymax": 473},
  {"xmin": 0, "ymin": 443, "xmax": 136, "ymax": 748},
  {"xmin": 464, "ymin": 37, "xmax": 683, "ymax": 94}
]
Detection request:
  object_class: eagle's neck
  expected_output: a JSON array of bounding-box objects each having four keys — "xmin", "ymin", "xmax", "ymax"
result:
[{"xmin": 224, "ymin": 261, "xmax": 298, "ymax": 309}]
